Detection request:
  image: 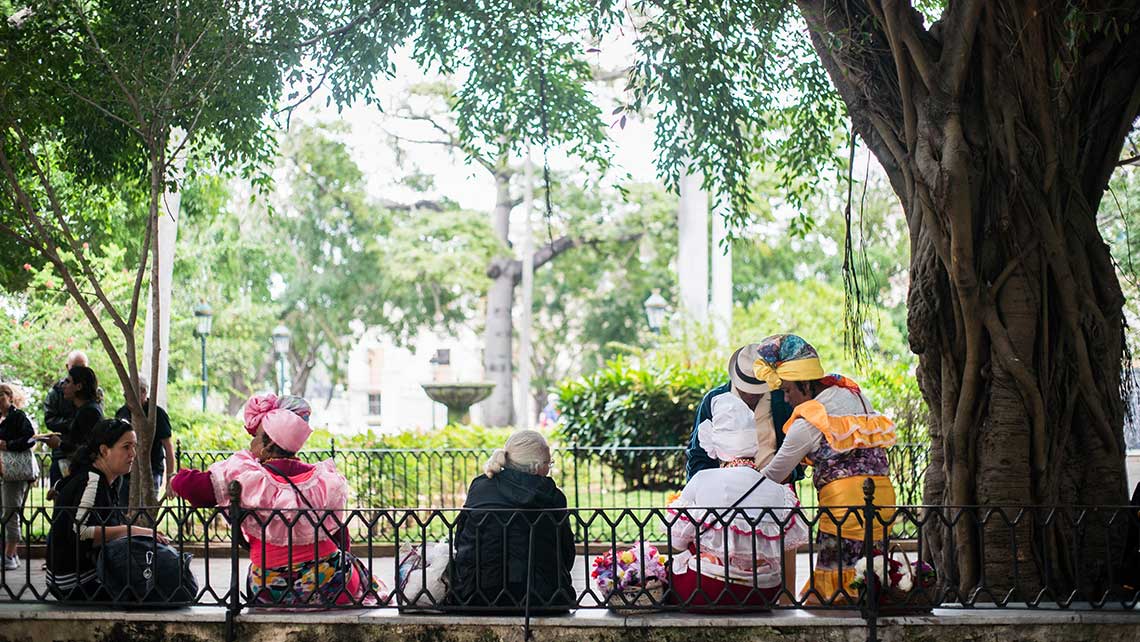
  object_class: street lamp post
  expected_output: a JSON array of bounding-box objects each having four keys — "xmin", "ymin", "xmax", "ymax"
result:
[
  {"xmin": 272, "ymin": 324, "xmax": 291, "ymax": 396},
  {"xmin": 644, "ymin": 289, "xmax": 668, "ymax": 334},
  {"xmin": 193, "ymin": 302, "xmax": 213, "ymax": 412}
]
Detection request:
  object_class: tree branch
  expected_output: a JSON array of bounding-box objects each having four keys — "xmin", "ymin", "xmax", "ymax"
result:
[
  {"xmin": 0, "ymin": 142, "xmax": 133, "ymax": 398},
  {"xmin": 509, "ymin": 232, "xmax": 643, "ymax": 286},
  {"xmin": 939, "ymin": 0, "xmax": 984, "ymax": 97},
  {"xmin": 6, "ymin": 125, "xmax": 131, "ymax": 333},
  {"xmin": 796, "ymin": 0, "xmax": 909, "ymax": 194},
  {"xmin": 292, "ymin": 1, "xmax": 389, "ymax": 49},
  {"xmin": 389, "ymin": 110, "xmax": 497, "ymax": 174}
]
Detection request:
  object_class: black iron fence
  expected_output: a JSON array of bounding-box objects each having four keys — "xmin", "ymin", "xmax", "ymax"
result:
[
  {"xmin": 3, "ymin": 480, "xmax": 1139, "ymax": 638},
  {"xmin": 17, "ymin": 443, "xmax": 930, "ymax": 545}
]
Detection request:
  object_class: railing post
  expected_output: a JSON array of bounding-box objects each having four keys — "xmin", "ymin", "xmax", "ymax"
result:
[
  {"xmin": 226, "ymin": 480, "xmax": 243, "ymax": 642},
  {"xmin": 862, "ymin": 477, "xmax": 879, "ymax": 642},
  {"xmin": 330, "ymin": 437, "xmax": 336, "ymax": 461},
  {"xmin": 175, "ymin": 439, "xmax": 182, "ymax": 471},
  {"xmin": 572, "ymin": 443, "xmax": 580, "ymax": 509}
]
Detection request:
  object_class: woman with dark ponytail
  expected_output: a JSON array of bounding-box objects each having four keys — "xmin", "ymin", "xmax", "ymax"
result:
[{"xmin": 46, "ymin": 418, "xmax": 169, "ymax": 601}]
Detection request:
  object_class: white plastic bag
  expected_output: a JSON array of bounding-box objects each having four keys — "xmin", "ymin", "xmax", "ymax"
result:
[{"xmin": 398, "ymin": 542, "xmax": 451, "ymax": 607}]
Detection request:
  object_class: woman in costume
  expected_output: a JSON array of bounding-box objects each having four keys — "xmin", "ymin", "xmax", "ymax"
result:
[
  {"xmin": 171, "ymin": 394, "xmax": 383, "ymax": 606},
  {"xmin": 668, "ymin": 392, "xmax": 809, "ymax": 608},
  {"xmin": 755, "ymin": 334, "xmax": 897, "ymax": 603}
]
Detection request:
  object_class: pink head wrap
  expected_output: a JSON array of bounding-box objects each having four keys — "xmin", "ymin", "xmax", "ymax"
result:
[
  {"xmin": 260, "ymin": 408, "xmax": 313, "ymax": 454},
  {"xmin": 243, "ymin": 394, "xmax": 279, "ymax": 436}
]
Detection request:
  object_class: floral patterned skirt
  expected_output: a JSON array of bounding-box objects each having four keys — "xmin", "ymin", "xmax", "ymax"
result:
[
  {"xmin": 247, "ymin": 550, "xmax": 386, "ymax": 607},
  {"xmin": 802, "ymin": 531, "xmax": 884, "ymax": 604}
]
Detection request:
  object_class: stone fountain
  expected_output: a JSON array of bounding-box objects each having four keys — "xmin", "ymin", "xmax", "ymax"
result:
[{"xmin": 421, "ymin": 382, "xmax": 495, "ymax": 425}]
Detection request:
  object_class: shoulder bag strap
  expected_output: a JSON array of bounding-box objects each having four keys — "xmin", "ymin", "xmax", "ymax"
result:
[
  {"xmin": 728, "ymin": 473, "xmax": 769, "ymax": 510},
  {"xmin": 262, "ymin": 461, "xmax": 347, "ymax": 550}
]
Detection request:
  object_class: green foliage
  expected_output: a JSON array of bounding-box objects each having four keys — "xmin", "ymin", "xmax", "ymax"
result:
[
  {"xmin": 860, "ymin": 360, "xmax": 928, "ymax": 444},
  {"xmin": 406, "ymin": 0, "xmax": 609, "ymax": 166},
  {"xmin": 555, "ymin": 357, "xmax": 721, "ymax": 489},
  {"xmin": 364, "ymin": 424, "xmax": 517, "ymax": 450},
  {"xmin": 170, "ymin": 415, "xmax": 515, "ymax": 453},
  {"xmin": 556, "ymin": 274, "xmax": 928, "ymax": 487},
  {"xmin": 530, "ymin": 181, "xmax": 678, "ymax": 401},
  {"xmin": 0, "ymin": 246, "xmax": 138, "ymax": 411},
  {"xmin": 167, "ymin": 170, "xmax": 285, "ymax": 413},
  {"xmin": 611, "ymin": 1, "xmax": 847, "ymax": 228},
  {"xmin": 165, "ymin": 123, "xmax": 504, "ymax": 412},
  {"xmin": 170, "ymin": 410, "xmax": 248, "ymax": 452}
]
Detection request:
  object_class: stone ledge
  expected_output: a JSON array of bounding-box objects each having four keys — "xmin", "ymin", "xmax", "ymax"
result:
[{"xmin": 2, "ymin": 603, "xmax": 1138, "ymax": 626}]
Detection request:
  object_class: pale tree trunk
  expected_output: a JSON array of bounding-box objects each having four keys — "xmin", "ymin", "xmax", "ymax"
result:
[
  {"xmin": 134, "ymin": 128, "xmax": 184, "ymax": 508},
  {"xmin": 797, "ymin": 0, "xmax": 1140, "ymax": 599},
  {"xmin": 484, "ymin": 163, "xmax": 517, "ymax": 426},
  {"xmin": 677, "ymin": 165, "xmax": 708, "ymax": 323},
  {"xmin": 130, "ymin": 135, "xmax": 170, "ymax": 512}
]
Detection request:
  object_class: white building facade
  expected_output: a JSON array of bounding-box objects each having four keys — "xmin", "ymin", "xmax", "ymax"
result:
[{"xmin": 307, "ymin": 325, "xmax": 486, "ymax": 435}]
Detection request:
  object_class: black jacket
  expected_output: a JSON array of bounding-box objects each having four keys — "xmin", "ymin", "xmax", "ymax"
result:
[
  {"xmin": 447, "ymin": 468, "xmax": 576, "ymax": 611},
  {"xmin": 46, "ymin": 466, "xmax": 124, "ymax": 600},
  {"xmin": 61, "ymin": 401, "xmax": 103, "ymax": 459},
  {"xmin": 44, "ymin": 380, "xmax": 105, "ymax": 438},
  {"xmin": 43, "ymin": 380, "xmax": 76, "ymax": 435},
  {"xmin": 0, "ymin": 407, "xmax": 35, "ymax": 452}
]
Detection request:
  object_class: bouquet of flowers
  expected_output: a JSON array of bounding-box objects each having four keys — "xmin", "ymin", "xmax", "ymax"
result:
[
  {"xmin": 849, "ymin": 548, "xmax": 938, "ymax": 612},
  {"xmin": 591, "ymin": 543, "xmax": 669, "ymax": 611}
]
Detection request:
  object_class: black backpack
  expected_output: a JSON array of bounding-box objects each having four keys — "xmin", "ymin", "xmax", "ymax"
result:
[{"xmin": 96, "ymin": 535, "xmax": 199, "ymax": 606}]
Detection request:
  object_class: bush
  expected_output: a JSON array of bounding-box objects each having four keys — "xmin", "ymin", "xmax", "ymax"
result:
[
  {"xmin": 556, "ymin": 357, "xmax": 723, "ymax": 489},
  {"xmin": 170, "ymin": 411, "xmax": 517, "ymax": 453},
  {"xmin": 860, "ymin": 360, "xmax": 929, "ymax": 444},
  {"xmin": 170, "ymin": 409, "xmax": 247, "ymax": 451}
]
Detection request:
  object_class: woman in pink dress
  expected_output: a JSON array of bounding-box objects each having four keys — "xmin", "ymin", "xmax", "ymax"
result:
[{"xmin": 171, "ymin": 394, "xmax": 384, "ymax": 606}]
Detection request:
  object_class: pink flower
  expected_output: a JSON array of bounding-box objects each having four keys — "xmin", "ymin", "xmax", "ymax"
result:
[
  {"xmin": 45, "ymin": 279, "xmax": 55, "ymax": 289},
  {"xmin": 22, "ymin": 263, "xmax": 30, "ymax": 271},
  {"xmin": 81, "ymin": 242, "xmax": 89, "ymax": 250}
]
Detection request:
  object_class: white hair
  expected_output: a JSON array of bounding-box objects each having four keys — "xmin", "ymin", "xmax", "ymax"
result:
[
  {"xmin": 66, "ymin": 350, "xmax": 89, "ymax": 368},
  {"xmin": 484, "ymin": 430, "xmax": 552, "ymax": 478}
]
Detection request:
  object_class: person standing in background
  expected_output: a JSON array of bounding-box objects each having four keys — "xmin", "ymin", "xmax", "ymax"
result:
[
  {"xmin": 48, "ymin": 366, "xmax": 102, "ymax": 500},
  {"xmin": 43, "ymin": 351, "xmax": 91, "ymax": 489},
  {"xmin": 0, "ymin": 382, "xmax": 36, "ymax": 571},
  {"xmin": 115, "ymin": 375, "xmax": 174, "ymax": 505}
]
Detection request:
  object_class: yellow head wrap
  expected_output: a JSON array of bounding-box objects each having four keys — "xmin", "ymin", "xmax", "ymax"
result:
[{"xmin": 752, "ymin": 356, "xmax": 826, "ymax": 392}]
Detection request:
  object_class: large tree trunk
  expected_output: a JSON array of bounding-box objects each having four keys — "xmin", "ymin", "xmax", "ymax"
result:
[
  {"xmin": 797, "ymin": 0, "xmax": 1140, "ymax": 600},
  {"xmin": 483, "ymin": 165, "xmax": 516, "ymax": 426}
]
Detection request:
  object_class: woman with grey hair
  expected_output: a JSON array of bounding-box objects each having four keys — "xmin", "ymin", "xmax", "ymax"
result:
[{"xmin": 446, "ymin": 430, "xmax": 575, "ymax": 612}]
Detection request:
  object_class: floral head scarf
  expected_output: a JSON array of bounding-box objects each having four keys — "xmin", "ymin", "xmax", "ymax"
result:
[
  {"xmin": 278, "ymin": 395, "xmax": 312, "ymax": 423},
  {"xmin": 752, "ymin": 334, "xmax": 826, "ymax": 392}
]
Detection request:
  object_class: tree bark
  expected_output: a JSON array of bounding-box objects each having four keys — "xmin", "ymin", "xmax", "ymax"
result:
[
  {"xmin": 797, "ymin": 0, "xmax": 1140, "ymax": 599},
  {"xmin": 483, "ymin": 164, "xmax": 517, "ymax": 426}
]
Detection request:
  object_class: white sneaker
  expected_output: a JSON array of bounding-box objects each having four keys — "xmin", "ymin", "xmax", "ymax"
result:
[{"xmin": 3, "ymin": 555, "xmax": 18, "ymax": 571}]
